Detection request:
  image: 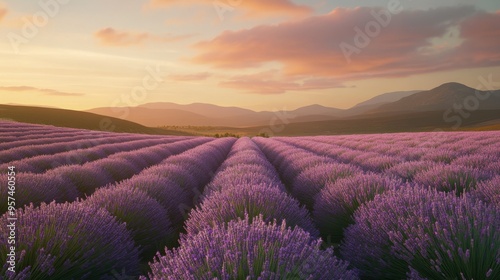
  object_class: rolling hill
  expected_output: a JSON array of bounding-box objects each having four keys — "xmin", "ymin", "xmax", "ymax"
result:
[
  {"xmin": 238, "ymin": 109, "xmax": 500, "ymax": 136},
  {"xmin": 0, "ymin": 104, "xmax": 191, "ymax": 135},
  {"xmin": 343, "ymin": 90, "xmax": 421, "ymax": 116},
  {"xmin": 371, "ymin": 82, "xmax": 500, "ymax": 113}
]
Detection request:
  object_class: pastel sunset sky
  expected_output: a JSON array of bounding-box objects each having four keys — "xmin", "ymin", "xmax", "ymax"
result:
[{"xmin": 1, "ymin": 0, "xmax": 499, "ymax": 111}]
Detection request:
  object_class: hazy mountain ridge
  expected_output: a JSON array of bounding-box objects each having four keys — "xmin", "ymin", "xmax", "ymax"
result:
[
  {"xmin": 86, "ymin": 82, "xmax": 500, "ymax": 127},
  {"xmin": 3, "ymin": 82, "xmax": 500, "ymax": 136},
  {"xmin": 352, "ymin": 90, "xmax": 422, "ymax": 108},
  {"xmin": 372, "ymin": 83, "xmax": 500, "ymax": 113}
]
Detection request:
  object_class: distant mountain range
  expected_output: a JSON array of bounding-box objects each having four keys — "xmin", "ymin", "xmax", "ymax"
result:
[
  {"xmin": 2, "ymin": 82, "xmax": 499, "ymax": 136},
  {"xmin": 87, "ymin": 83, "xmax": 500, "ymax": 127}
]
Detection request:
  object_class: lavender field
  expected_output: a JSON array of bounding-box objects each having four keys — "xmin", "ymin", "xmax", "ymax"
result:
[{"xmin": 0, "ymin": 120, "xmax": 499, "ymax": 280}]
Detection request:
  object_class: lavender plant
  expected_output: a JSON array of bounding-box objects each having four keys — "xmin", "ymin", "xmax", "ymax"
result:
[
  {"xmin": 470, "ymin": 176, "xmax": 500, "ymax": 207},
  {"xmin": 186, "ymin": 184, "xmax": 319, "ymax": 237},
  {"xmin": 84, "ymin": 185, "xmax": 176, "ymax": 257},
  {"xmin": 0, "ymin": 202, "xmax": 140, "ymax": 279},
  {"xmin": 341, "ymin": 186, "xmax": 500, "ymax": 280},
  {"xmin": 118, "ymin": 175, "xmax": 192, "ymax": 226},
  {"xmin": 146, "ymin": 216, "xmax": 358, "ymax": 280},
  {"xmin": 0, "ymin": 172, "xmax": 79, "ymax": 213},
  {"xmin": 413, "ymin": 164, "xmax": 487, "ymax": 195},
  {"xmin": 313, "ymin": 173, "xmax": 402, "ymax": 242},
  {"xmin": 292, "ymin": 163, "xmax": 362, "ymax": 209}
]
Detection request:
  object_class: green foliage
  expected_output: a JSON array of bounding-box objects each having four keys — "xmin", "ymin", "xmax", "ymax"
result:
[{"xmin": 214, "ymin": 132, "xmax": 240, "ymax": 138}]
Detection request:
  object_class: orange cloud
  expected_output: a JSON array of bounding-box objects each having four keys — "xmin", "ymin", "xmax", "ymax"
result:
[
  {"xmin": 94, "ymin": 27, "xmax": 191, "ymax": 46},
  {"xmin": 0, "ymin": 86, "xmax": 84, "ymax": 97},
  {"xmin": 191, "ymin": 6, "xmax": 499, "ymax": 81},
  {"xmin": 169, "ymin": 72, "xmax": 212, "ymax": 81},
  {"xmin": 0, "ymin": 8, "xmax": 6, "ymax": 22},
  {"xmin": 148, "ymin": 0, "xmax": 312, "ymax": 18}
]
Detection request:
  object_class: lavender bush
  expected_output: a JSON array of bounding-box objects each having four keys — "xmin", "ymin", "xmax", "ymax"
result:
[
  {"xmin": 84, "ymin": 185, "xmax": 176, "ymax": 257},
  {"xmin": 146, "ymin": 216, "xmax": 358, "ymax": 280},
  {"xmin": 56, "ymin": 164, "xmax": 114, "ymax": 195},
  {"xmin": 385, "ymin": 160, "xmax": 437, "ymax": 181},
  {"xmin": 118, "ymin": 175, "xmax": 192, "ymax": 226},
  {"xmin": 413, "ymin": 164, "xmax": 487, "ymax": 195},
  {"xmin": 470, "ymin": 176, "xmax": 500, "ymax": 207},
  {"xmin": 341, "ymin": 186, "xmax": 500, "ymax": 280},
  {"xmin": 313, "ymin": 173, "xmax": 402, "ymax": 242},
  {"xmin": 292, "ymin": 163, "xmax": 362, "ymax": 209},
  {"xmin": 186, "ymin": 184, "xmax": 319, "ymax": 237},
  {"xmin": 0, "ymin": 202, "xmax": 140, "ymax": 279},
  {"xmin": 0, "ymin": 172, "xmax": 79, "ymax": 213},
  {"xmin": 144, "ymin": 163, "xmax": 199, "ymax": 190}
]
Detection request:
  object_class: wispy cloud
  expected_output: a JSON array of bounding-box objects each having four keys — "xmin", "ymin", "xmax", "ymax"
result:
[
  {"xmin": 191, "ymin": 6, "xmax": 500, "ymax": 80},
  {"xmin": 219, "ymin": 71, "xmax": 346, "ymax": 94},
  {"xmin": 0, "ymin": 86, "xmax": 85, "ymax": 97},
  {"xmin": 147, "ymin": 0, "xmax": 312, "ymax": 18},
  {"xmin": 94, "ymin": 27, "xmax": 192, "ymax": 46},
  {"xmin": 169, "ymin": 72, "xmax": 212, "ymax": 81}
]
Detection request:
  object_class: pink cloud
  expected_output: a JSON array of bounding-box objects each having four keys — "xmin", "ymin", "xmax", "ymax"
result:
[
  {"xmin": 191, "ymin": 6, "xmax": 499, "ymax": 82},
  {"xmin": 457, "ymin": 10, "xmax": 500, "ymax": 66},
  {"xmin": 147, "ymin": 0, "xmax": 312, "ymax": 18},
  {"xmin": 0, "ymin": 86, "xmax": 84, "ymax": 96},
  {"xmin": 94, "ymin": 27, "xmax": 191, "ymax": 46}
]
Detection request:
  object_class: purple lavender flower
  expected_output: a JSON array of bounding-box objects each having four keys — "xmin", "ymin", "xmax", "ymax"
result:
[
  {"xmin": 143, "ymin": 163, "xmax": 200, "ymax": 191},
  {"xmin": 470, "ymin": 176, "xmax": 500, "ymax": 207},
  {"xmin": 352, "ymin": 153, "xmax": 402, "ymax": 172},
  {"xmin": 204, "ymin": 170, "xmax": 284, "ymax": 195},
  {"xmin": 0, "ymin": 202, "xmax": 140, "ymax": 279},
  {"xmin": 385, "ymin": 160, "xmax": 438, "ymax": 181},
  {"xmin": 186, "ymin": 184, "xmax": 319, "ymax": 237},
  {"xmin": 413, "ymin": 164, "xmax": 488, "ymax": 195},
  {"xmin": 313, "ymin": 173, "xmax": 402, "ymax": 242},
  {"xmin": 56, "ymin": 164, "xmax": 114, "ymax": 195},
  {"xmin": 292, "ymin": 163, "xmax": 362, "ymax": 209},
  {"xmin": 0, "ymin": 172, "xmax": 79, "ymax": 213},
  {"xmin": 280, "ymin": 155, "xmax": 333, "ymax": 186},
  {"xmin": 220, "ymin": 153, "xmax": 276, "ymax": 171},
  {"xmin": 147, "ymin": 215, "xmax": 358, "ymax": 280},
  {"xmin": 84, "ymin": 185, "xmax": 176, "ymax": 257},
  {"xmin": 117, "ymin": 175, "xmax": 192, "ymax": 226},
  {"xmin": 452, "ymin": 154, "xmax": 496, "ymax": 170},
  {"xmin": 419, "ymin": 148, "xmax": 458, "ymax": 163},
  {"xmin": 87, "ymin": 157, "xmax": 141, "ymax": 181},
  {"xmin": 341, "ymin": 186, "xmax": 500, "ymax": 280}
]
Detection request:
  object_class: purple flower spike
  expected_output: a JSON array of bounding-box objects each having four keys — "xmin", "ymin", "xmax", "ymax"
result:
[{"xmin": 147, "ymin": 215, "xmax": 358, "ymax": 280}]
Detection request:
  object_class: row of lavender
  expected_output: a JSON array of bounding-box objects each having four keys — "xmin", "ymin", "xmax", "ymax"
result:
[
  {"xmin": 144, "ymin": 138, "xmax": 359, "ymax": 279},
  {"xmin": 278, "ymin": 132, "xmax": 499, "ymax": 201},
  {"xmin": 0, "ymin": 138, "xmax": 211, "ymax": 213},
  {"xmin": 254, "ymin": 133, "xmax": 499, "ymax": 279},
  {"xmin": 300, "ymin": 131, "xmax": 500, "ymax": 174},
  {"xmin": 1, "ymin": 137, "xmax": 236, "ymax": 279},
  {"xmin": 0, "ymin": 120, "xmax": 170, "ymax": 145}
]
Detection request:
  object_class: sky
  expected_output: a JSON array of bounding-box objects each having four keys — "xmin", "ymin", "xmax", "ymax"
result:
[{"xmin": 0, "ymin": 0, "xmax": 499, "ymax": 111}]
